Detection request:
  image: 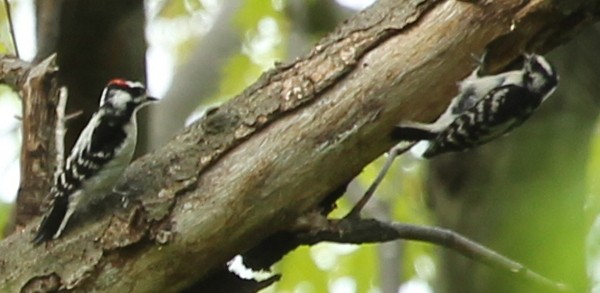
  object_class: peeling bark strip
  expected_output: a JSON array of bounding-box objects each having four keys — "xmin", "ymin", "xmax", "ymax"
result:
[
  {"xmin": 16, "ymin": 55, "xmax": 62, "ymax": 230},
  {"xmin": 0, "ymin": 0, "xmax": 597, "ymax": 292}
]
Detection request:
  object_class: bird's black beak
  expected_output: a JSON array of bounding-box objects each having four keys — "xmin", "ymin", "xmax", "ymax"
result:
[{"xmin": 146, "ymin": 96, "xmax": 159, "ymax": 103}]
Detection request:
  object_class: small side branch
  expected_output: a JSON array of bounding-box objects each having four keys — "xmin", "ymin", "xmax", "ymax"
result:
[
  {"xmin": 346, "ymin": 141, "xmax": 416, "ymax": 217},
  {"xmin": 296, "ymin": 216, "xmax": 573, "ymax": 293},
  {"xmin": 54, "ymin": 88, "xmax": 67, "ymax": 174},
  {"xmin": 0, "ymin": 55, "xmax": 31, "ymax": 90},
  {"xmin": 3, "ymin": 0, "xmax": 19, "ymax": 58}
]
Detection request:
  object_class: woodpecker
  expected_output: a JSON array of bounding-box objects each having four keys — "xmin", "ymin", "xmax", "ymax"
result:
[
  {"xmin": 32, "ymin": 79, "xmax": 157, "ymax": 244},
  {"xmin": 393, "ymin": 53, "xmax": 558, "ymax": 158}
]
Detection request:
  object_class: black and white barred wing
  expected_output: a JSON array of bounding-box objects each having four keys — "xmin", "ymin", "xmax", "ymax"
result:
[
  {"xmin": 422, "ymin": 84, "xmax": 542, "ymax": 158},
  {"xmin": 33, "ymin": 113, "xmax": 132, "ymax": 244}
]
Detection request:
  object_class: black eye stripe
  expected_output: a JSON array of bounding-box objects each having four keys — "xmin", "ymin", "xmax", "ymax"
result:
[
  {"xmin": 130, "ymin": 86, "xmax": 145, "ymax": 96},
  {"xmin": 106, "ymin": 84, "xmax": 145, "ymax": 96}
]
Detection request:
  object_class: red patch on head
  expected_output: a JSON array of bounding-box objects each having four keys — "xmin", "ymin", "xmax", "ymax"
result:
[{"xmin": 108, "ymin": 78, "xmax": 128, "ymax": 87}]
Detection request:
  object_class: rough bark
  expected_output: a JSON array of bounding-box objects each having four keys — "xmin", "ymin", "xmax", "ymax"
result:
[{"xmin": 0, "ymin": 0, "xmax": 598, "ymax": 292}]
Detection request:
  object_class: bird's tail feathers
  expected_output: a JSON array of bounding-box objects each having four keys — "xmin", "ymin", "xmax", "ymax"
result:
[{"xmin": 32, "ymin": 196, "xmax": 68, "ymax": 245}]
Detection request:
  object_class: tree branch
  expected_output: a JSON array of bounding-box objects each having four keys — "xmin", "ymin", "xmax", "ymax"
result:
[
  {"xmin": 0, "ymin": 55, "xmax": 31, "ymax": 90},
  {"xmin": 346, "ymin": 141, "xmax": 416, "ymax": 217},
  {"xmin": 0, "ymin": 0, "xmax": 597, "ymax": 291},
  {"xmin": 3, "ymin": 0, "xmax": 19, "ymax": 58},
  {"xmin": 294, "ymin": 215, "xmax": 573, "ymax": 293}
]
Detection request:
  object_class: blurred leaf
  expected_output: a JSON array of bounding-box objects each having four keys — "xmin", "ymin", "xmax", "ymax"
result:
[
  {"xmin": 218, "ymin": 53, "xmax": 263, "ymax": 100},
  {"xmin": 160, "ymin": 0, "xmax": 204, "ymax": 18},
  {"xmin": 214, "ymin": 0, "xmax": 288, "ymax": 102},
  {"xmin": 0, "ymin": 200, "xmax": 11, "ymax": 238},
  {"xmin": 0, "ymin": 0, "xmax": 13, "ymax": 55},
  {"xmin": 339, "ymin": 244, "xmax": 377, "ymax": 292},
  {"xmin": 272, "ymin": 246, "xmax": 328, "ymax": 292},
  {"xmin": 175, "ymin": 37, "xmax": 201, "ymax": 68},
  {"xmin": 235, "ymin": 0, "xmax": 288, "ymax": 66},
  {"xmin": 587, "ymin": 125, "xmax": 600, "ymax": 219},
  {"xmin": 235, "ymin": 0, "xmax": 285, "ymax": 32}
]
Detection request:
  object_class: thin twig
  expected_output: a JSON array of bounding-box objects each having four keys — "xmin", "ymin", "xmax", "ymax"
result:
[
  {"xmin": 64, "ymin": 109, "xmax": 83, "ymax": 122},
  {"xmin": 4, "ymin": 0, "xmax": 19, "ymax": 58},
  {"xmin": 296, "ymin": 217, "xmax": 573, "ymax": 293},
  {"xmin": 345, "ymin": 141, "xmax": 416, "ymax": 218},
  {"xmin": 55, "ymin": 87, "xmax": 67, "ymax": 173}
]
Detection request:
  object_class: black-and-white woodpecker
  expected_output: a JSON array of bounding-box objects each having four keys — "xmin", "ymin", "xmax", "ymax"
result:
[
  {"xmin": 393, "ymin": 53, "xmax": 558, "ymax": 158},
  {"xmin": 32, "ymin": 79, "xmax": 157, "ymax": 245}
]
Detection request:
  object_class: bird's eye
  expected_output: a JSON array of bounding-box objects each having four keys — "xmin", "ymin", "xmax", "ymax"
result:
[{"xmin": 129, "ymin": 86, "xmax": 145, "ymax": 97}]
